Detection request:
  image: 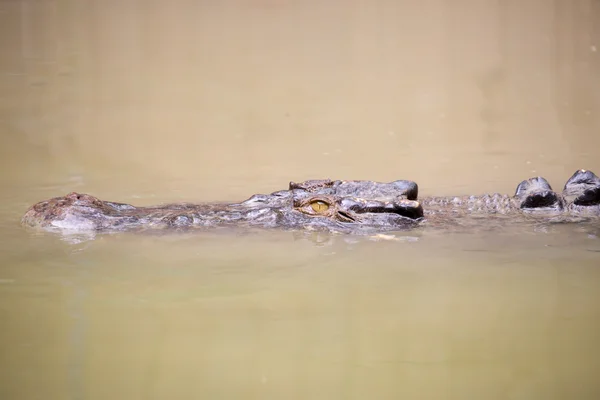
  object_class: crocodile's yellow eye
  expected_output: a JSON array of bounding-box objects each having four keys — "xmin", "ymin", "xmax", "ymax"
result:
[{"xmin": 310, "ymin": 200, "xmax": 329, "ymax": 213}]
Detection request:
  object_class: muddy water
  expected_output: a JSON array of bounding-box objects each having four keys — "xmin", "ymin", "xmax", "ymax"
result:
[{"xmin": 1, "ymin": 1, "xmax": 600, "ymax": 399}]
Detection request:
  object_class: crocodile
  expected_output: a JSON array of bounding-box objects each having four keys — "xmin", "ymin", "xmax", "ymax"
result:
[{"xmin": 21, "ymin": 169, "xmax": 600, "ymax": 234}]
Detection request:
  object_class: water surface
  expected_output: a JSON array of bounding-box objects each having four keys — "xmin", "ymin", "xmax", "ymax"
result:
[{"xmin": 1, "ymin": 1, "xmax": 600, "ymax": 399}]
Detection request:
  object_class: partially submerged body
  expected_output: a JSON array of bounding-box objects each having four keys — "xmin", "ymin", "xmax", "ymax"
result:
[
  {"xmin": 421, "ymin": 170, "xmax": 600, "ymax": 229},
  {"xmin": 21, "ymin": 169, "xmax": 600, "ymax": 235}
]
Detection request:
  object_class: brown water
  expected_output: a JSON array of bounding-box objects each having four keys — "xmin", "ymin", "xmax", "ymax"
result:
[{"xmin": 1, "ymin": 1, "xmax": 600, "ymax": 399}]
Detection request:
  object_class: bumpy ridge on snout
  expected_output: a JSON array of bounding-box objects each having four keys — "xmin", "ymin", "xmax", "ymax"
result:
[{"xmin": 289, "ymin": 178, "xmax": 419, "ymax": 201}]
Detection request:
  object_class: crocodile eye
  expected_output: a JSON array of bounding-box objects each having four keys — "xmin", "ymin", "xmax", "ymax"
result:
[{"xmin": 310, "ymin": 200, "xmax": 329, "ymax": 213}]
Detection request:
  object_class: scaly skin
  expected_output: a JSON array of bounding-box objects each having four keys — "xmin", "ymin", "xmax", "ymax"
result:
[{"xmin": 21, "ymin": 169, "xmax": 600, "ymax": 234}]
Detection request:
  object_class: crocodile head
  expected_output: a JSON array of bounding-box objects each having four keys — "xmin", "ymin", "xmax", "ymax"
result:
[{"xmin": 22, "ymin": 179, "xmax": 424, "ymax": 233}]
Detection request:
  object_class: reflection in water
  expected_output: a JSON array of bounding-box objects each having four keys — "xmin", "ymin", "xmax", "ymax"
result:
[
  {"xmin": 1, "ymin": 1, "xmax": 600, "ymax": 399},
  {"xmin": 4, "ymin": 226, "xmax": 600, "ymax": 399}
]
